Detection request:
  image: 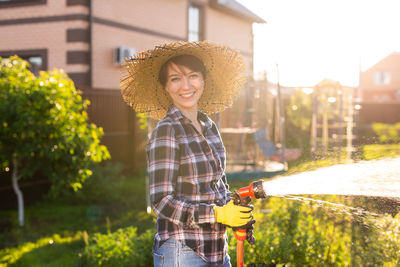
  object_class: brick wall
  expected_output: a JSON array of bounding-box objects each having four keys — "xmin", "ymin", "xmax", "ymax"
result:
[{"xmin": 206, "ymin": 7, "xmax": 253, "ymax": 74}]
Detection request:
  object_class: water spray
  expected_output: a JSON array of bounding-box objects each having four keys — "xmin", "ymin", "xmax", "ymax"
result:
[{"xmin": 232, "ymin": 180, "xmax": 268, "ymax": 267}]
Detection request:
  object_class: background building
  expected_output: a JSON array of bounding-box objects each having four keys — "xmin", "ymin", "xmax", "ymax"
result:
[{"xmin": 359, "ymin": 52, "xmax": 400, "ymax": 124}]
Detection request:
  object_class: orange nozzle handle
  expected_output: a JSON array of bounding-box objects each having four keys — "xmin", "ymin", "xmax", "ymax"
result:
[{"xmin": 235, "ymin": 229, "xmax": 246, "ymax": 267}]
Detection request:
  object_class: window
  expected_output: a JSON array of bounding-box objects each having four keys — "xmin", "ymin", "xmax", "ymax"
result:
[
  {"xmin": 25, "ymin": 56, "xmax": 43, "ymax": 75},
  {"xmin": 188, "ymin": 5, "xmax": 202, "ymax": 41},
  {"xmin": 373, "ymin": 71, "xmax": 391, "ymax": 85},
  {"xmin": 395, "ymin": 90, "xmax": 400, "ymax": 100},
  {"xmin": 0, "ymin": 49, "xmax": 47, "ymax": 75}
]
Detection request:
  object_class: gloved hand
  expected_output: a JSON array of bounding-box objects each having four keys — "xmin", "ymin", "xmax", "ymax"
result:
[{"xmin": 213, "ymin": 200, "xmax": 253, "ymax": 227}]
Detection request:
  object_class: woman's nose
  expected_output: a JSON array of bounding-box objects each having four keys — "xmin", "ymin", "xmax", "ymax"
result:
[{"xmin": 181, "ymin": 76, "xmax": 191, "ymax": 89}]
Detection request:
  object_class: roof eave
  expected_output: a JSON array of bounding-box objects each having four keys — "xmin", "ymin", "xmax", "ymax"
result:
[{"xmin": 209, "ymin": 0, "xmax": 266, "ymax": 24}]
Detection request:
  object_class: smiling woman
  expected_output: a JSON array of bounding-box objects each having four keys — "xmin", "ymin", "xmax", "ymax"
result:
[{"xmin": 120, "ymin": 41, "xmax": 251, "ymax": 267}]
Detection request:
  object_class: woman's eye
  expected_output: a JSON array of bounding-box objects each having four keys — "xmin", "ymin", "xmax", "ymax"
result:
[
  {"xmin": 190, "ymin": 74, "xmax": 199, "ymax": 79},
  {"xmin": 171, "ymin": 77, "xmax": 180, "ymax": 82}
]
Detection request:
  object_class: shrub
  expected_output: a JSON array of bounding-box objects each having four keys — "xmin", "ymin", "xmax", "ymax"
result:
[
  {"xmin": 83, "ymin": 227, "xmax": 155, "ymax": 267},
  {"xmin": 372, "ymin": 122, "xmax": 400, "ymax": 144},
  {"xmin": 73, "ymin": 162, "xmax": 128, "ymax": 204},
  {"xmin": 0, "ymin": 56, "xmax": 110, "ymax": 226},
  {"xmin": 227, "ymin": 196, "xmax": 400, "ymax": 266},
  {"xmin": 81, "ymin": 195, "xmax": 400, "ymax": 266}
]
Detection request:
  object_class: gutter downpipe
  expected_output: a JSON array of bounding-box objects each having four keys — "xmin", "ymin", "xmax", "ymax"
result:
[{"xmin": 89, "ymin": 0, "xmax": 93, "ymax": 88}]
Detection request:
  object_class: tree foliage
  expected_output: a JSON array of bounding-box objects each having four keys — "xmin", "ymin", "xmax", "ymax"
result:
[
  {"xmin": 286, "ymin": 90, "xmax": 312, "ymax": 133},
  {"xmin": 285, "ymin": 90, "xmax": 312, "ymax": 151},
  {"xmin": 0, "ymin": 56, "xmax": 110, "ymax": 196}
]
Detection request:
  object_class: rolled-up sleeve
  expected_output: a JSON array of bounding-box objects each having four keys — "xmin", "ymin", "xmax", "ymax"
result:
[{"xmin": 147, "ymin": 123, "xmax": 215, "ymax": 228}]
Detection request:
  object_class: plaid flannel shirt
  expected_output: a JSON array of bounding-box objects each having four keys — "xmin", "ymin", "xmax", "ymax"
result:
[{"xmin": 147, "ymin": 105, "xmax": 231, "ymax": 266}]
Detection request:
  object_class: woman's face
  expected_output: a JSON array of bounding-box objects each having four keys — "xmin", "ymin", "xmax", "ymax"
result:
[{"xmin": 164, "ymin": 62, "xmax": 204, "ymax": 112}]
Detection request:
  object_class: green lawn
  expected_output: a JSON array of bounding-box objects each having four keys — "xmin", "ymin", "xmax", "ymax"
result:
[
  {"xmin": 0, "ymin": 163, "xmax": 154, "ymax": 266},
  {"xmin": 363, "ymin": 143, "xmax": 400, "ymax": 160}
]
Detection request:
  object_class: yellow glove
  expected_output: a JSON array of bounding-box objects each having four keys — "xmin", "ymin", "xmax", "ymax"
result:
[{"xmin": 213, "ymin": 200, "xmax": 253, "ymax": 227}]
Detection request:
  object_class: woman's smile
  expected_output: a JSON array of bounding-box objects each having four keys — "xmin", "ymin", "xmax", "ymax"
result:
[{"xmin": 179, "ymin": 91, "xmax": 196, "ymax": 98}]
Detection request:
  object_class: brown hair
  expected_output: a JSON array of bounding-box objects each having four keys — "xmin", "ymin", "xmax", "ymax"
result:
[{"xmin": 158, "ymin": 55, "xmax": 206, "ymax": 87}]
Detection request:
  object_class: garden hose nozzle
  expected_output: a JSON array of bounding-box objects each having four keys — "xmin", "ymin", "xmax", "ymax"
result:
[{"xmin": 236, "ymin": 180, "xmax": 267, "ymax": 200}]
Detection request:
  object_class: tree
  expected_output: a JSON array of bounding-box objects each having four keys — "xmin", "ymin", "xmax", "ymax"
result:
[
  {"xmin": 285, "ymin": 89, "xmax": 313, "ymax": 151},
  {"xmin": 0, "ymin": 56, "xmax": 110, "ymax": 226}
]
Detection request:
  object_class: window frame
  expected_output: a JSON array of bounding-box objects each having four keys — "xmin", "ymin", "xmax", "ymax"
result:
[
  {"xmin": 187, "ymin": 2, "xmax": 204, "ymax": 41},
  {"xmin": 0, "ymin": 49, "xmax": 48, "ymax": 75},
  {"xmin": 373, "ymin": 71, "xmax": 391, "ymax": 85},
  {"xmin": 0, "ymin": 0, "xmax": 46, "ymax": 8}
]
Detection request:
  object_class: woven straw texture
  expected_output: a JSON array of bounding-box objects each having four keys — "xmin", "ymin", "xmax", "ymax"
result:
[{"xmin": 120, "ymin": 41, "xmax": 246, "ymax": 120}]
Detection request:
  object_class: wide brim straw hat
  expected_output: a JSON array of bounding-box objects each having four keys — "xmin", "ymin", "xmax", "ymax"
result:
[{"xmin": 120, "ymin": 41, "xmax": 246, "ymax": 120}]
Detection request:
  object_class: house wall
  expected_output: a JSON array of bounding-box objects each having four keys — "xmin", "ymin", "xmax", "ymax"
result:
[
  {"xmin": 0, "ymin": 0, "xmax": 255, "ymax": 89},
  {"xmin": 0, "ymin": 1, "xmax": 89, "ymax": 77},
  {"xmin": 91, "ymin": 0, "xmax": 187, "ymax": 89},
  {"xmin": 205, "ymin": 7, "xmax": 253, "ymax": 74},
  {"xmin": 358, "ymin": 53, "xmax": 400, "ymax": 124}
]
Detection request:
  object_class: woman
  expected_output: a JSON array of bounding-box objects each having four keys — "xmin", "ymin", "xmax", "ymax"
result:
[{"xmin": 121, "ymin": 41, "xmax": 254, "ymax": 267}]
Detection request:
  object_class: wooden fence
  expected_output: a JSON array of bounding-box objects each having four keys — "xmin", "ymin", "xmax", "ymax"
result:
[{"xmin": 82, "ymin": 89, "xmax": 147, "ymax": 173}]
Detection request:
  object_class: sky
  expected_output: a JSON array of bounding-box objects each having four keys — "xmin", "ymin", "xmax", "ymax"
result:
[{"xmin": 237, "ymin": 0, "xmax": 400, "ymax": 87}]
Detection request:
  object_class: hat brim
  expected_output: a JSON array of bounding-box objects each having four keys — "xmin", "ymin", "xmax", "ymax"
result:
[{"xmin": 120, "ymin": 41, "xmax": 246, "ymax": 120}]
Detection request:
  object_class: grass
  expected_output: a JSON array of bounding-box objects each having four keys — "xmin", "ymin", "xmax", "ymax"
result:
[
  {"xmin": 1, "ymin": 144, "xmax": 399, "ymax": 266},
  {"xmin": 363, "ymin": 143, "xmax": 400, "ymax": 160},
  {"xmin": 0, "ymin": 164, "xmax": 155, "ymax": 266},
  {"xmin": 1, "ymin": 233, "xmax": 84, "ymax": 267}
]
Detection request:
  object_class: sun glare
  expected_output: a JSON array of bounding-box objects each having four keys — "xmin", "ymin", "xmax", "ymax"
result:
[{"xmin": 238, "ymin": 0, "xmax": 400, "ymax": 87}]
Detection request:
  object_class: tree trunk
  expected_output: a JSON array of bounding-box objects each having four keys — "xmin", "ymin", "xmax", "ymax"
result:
[{"xmin": 11, "ymin": 156, "xmax": 24, "ymax": 227}]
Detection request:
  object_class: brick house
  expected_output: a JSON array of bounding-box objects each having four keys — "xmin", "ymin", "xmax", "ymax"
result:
[
  {"xmin": 0, "ymin": 0, "xmax": 265, "ymax": 173},
  {"xmin": 358, "ymin": 52, "xmax": 400, "ymax": 124}
]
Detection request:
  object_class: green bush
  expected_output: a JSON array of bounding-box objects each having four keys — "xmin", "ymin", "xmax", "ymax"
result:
[
  {"xmin": 372, "ymin": 122, "xmax": 400, "ymax": 144},
  {"xmin": 73, "ymin": 162, "xmax": 128, "ymax": 204},
  {"xmin": 227, "ymin": 196, "xmax": 400, "ymax": 266},
  {"xmin": 81, "ymin": 194, "xmax": 400, "ymax": 266},
  {"xmin": 227, "ymin": 197, "xmax": 350, "ymax": 266},
  {"xmin": 0, "ymin": 56, "xmax": 110, "ymax": 196},
  {"xmin": 83, "ymin": 227, "xmax": 155, "ymax": 267}
]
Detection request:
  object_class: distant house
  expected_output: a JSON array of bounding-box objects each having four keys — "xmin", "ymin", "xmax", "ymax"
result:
[
  {"xmin": 358, "ymin": 52, "xmax": 400, "ymax": 123},
  {"xmin": 359, "ymin": 52, "xmax": 400, "ymax": 103},
  {"xmin": 0, "ymin": 0, "xmax": 265, "ymax": 172}
]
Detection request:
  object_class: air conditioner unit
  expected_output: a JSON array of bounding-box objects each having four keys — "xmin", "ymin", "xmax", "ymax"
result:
[{"xmin": 114, "ymin": 46, "xmax": 136, "ymax": 65}]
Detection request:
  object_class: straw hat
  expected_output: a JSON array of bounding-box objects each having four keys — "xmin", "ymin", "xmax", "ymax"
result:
[{"xmin": 120, "ymin": 41, "xmax": 246, "ymax": 120}]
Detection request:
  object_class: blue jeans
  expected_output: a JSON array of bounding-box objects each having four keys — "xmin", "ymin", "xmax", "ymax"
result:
[{"xmin": 153, "ymin": 238, "xmax": 231, "ymax": 267}]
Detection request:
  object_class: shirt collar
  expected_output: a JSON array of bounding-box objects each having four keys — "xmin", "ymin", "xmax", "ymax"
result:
[{"xmin": 167, "ymin": 105, "xmax": 213, "ymax": 131}]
